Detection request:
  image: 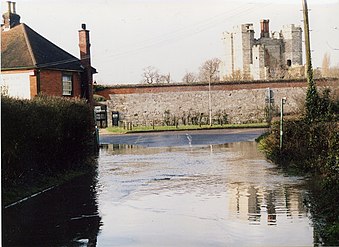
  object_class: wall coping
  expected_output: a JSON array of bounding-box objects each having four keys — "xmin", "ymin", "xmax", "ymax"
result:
[{"xmin": 96, "ymin": 78, "xmax": 338, "ymax": 90}]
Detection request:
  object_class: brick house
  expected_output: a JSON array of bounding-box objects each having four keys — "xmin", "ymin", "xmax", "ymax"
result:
[{"xmin": 1, "ymin": 2, "xmax": 96, "ymax": 105}]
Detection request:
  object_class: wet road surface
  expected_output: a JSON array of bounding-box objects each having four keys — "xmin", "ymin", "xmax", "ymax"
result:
[
  {"xmin": 99, "ymin": 128, "xmax": 266, "ymax": 147},
  {"xmin": 3, "ymin": 128, "xmax": 315, "ymax": 246}
]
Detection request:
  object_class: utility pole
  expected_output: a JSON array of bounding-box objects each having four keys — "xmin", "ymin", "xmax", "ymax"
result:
[
  {"xmin": 302, "ymin": 0, "xmax": 318, "ymax": 121},
  {"xmin": 302, "ymin": 0, "xmax": 313, "ymax": 81}
]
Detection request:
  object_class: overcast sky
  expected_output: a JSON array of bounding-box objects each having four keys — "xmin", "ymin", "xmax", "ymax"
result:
[{"xmin": 3, "ymin": 0, "xmax": 339, "ymax": 84}]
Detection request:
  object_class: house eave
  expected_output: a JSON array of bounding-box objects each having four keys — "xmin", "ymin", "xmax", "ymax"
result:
[
  {"xmin": 1, "ymin": 66, "xmax": 83, "ymax": 73},
  {"xmin": 1, "ymin": 66, "xmax": 37, "ymax": 71}
]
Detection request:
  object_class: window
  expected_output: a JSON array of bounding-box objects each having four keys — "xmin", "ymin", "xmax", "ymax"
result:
[
  {"xmin": 62, "ymin": 74, "xmax": 72, "ymax": 96},
  {"xmin": 287, "ymin": 59, "xmax": 292, "ymax": 67}
]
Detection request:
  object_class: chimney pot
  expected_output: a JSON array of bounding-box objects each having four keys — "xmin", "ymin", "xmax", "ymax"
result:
[
  {"xmin": 12, "ymin": 2, "xmax": 16, "ymax": 14},
  {"xmin": 81, "ymin": 23, "xmax": 86, "ymax": 30},
  {"xmin": 260, "ymin": 19, "xmax": 270, "ymax": 38},
  {"xmin": 7, "ymin": 1, "xmax": 12, "ymax": 14}
]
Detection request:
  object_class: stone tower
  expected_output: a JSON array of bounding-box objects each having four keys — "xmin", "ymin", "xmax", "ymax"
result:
[
  {"xmin": 281, "ymin": 24, "xmax": 303, "ymax": 67},
  {"xmin": 222, "ymin": 24, "xmax": 254, "ymax": 79},
  {"xmin": 222, "ymin": 20, "xmax": 303, "ymax": 80}
]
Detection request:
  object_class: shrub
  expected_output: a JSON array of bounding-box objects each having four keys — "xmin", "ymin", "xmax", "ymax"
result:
[
  {"xmin": 260, "ymin": 120, "xmax": 338, "ymax": 176},
  {"xmin": 1, "ymin": 96, "xmax": 97, "ymax": 189}
]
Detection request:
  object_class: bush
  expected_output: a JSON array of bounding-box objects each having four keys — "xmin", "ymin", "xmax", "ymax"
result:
[
  {"xmin": 259, "ymin": 120, "xmax": 338, "ymax": 177},
  {"xmin": 1, "ymin": 96, "xmax": 97, "ymax": 189},
  {"xmin": 259, "ymin": 120, "xmax": 339, "ymax": 246},
  {"xmin": 259, "ymin": 81, "xmax": 339, "ymax": 246}
]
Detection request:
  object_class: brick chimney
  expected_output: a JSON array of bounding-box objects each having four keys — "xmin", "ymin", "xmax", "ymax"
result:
[
  {"xmin": 79, "ymin": 23, "xmax": 94, "ymax": 106},
  {"xmin": 2, "ymin": 1, "xmax": 21, "ymax": 31},
  {"xmin": 260, "ymin": 19, "xmax": 270, "ymax": 38}
]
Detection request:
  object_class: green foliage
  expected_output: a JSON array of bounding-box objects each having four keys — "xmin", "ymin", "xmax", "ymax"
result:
[
  {"xmin": 259, "ymin": 119, "xmax": 339, "ymax": 245},
  {"xmin": 214, "ymin": 110, "xmax": 229, "ymax": 125},
  {"xmin": 259, "ymin": 73, "xmax": 339, "ymax": 245},
  {"xmin": 305, "ymin": 66, "xmax": 319, "ymax": 122},
  {"xmin": 1, "ymin": 96, "xmax": 97, "ymax": 194},
  {"xmin": 93, "ymin": 84, "xmax": 110, "ymax": 92},
  {"xmin": 163, "ymin": 109, "xmax": 171, "ymax": 126},
  {"xmin": 107, "ymin": 122, "xmax": 268, "ymax": 134},
  {"xmin": 305, "ymin": 78, "xmax": 338, "ymax": 123},
  {"xmin": 162, "ymin": 108, "xmax": 230, "ymax": 127},
  {"xmin": 305, "ymin": 178, "xmax": 339, "ymax": 246},
  {"xmin": 93, "ymin": 94, "xmax": 106, "ymax": 102},
  {"xmin": 260, "ymin": 120, "xmax": 338, "ymax": 176}
]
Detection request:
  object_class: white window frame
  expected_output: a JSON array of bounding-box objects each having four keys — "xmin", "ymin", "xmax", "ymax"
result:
[{"xmin": 62, "ymin": 74, "xmax": 73, "ymax": 96}]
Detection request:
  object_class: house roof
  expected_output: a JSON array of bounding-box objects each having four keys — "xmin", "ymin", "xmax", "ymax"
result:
[{"xmin": 1, "ymin": 23, "xmax": 85, "ymax": 72}]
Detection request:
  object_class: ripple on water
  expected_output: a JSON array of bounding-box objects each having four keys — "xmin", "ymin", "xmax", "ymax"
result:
[{"xmin": 94, "ymin": 142, "xmax": 313, "ymax": 246}]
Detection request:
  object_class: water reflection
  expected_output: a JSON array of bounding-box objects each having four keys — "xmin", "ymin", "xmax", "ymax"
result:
[
  {"xmin": 96, "ymin": 142, "xmax": 313, "ymax": 246},
  {"xmin": 227, "ymin": 183, "xmax": 307, "ymax": 226},
  {"xmin": 2, "ymin": 141, "xmax": 314, "ymax": 246},
  {"xmin": 2, "ymin": 169, "xmax": 101, "ymax": 246}
]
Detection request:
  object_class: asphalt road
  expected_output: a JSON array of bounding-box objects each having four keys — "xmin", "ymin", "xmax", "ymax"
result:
[{"xmin": 99, "ymin": 128, "xmax": 267, "ymax": 147}]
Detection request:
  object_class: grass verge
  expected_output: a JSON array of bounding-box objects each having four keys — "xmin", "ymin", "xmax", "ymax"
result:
[
  {"xmin": 3, "ymin": 158, "xmax": 97, "ymax": 207},
  {"xmin": 106, "ymin": 122, "xmax": 268, "ymax": 134}
]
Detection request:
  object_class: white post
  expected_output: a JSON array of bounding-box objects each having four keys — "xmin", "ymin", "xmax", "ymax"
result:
[{"xmin": 208, "ymin": 76, "xmax": 212, "ymax": 126}]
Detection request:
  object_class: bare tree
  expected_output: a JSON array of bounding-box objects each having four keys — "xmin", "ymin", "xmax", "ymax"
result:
[
  {"xmin": 223, "ymin": 69, "xmax": 243, "ymax": 81},
  {"xmin": 182, "ymin": 71, "xmax": 197, "ymax": 83},
  {"xmin": 199, "ymin": 58, "xmax": 221, "ymax": 82},
  {"xmin": 158, "ymin": 73, "xmax": 171, "ymax": 83},
  {"xmin": 141, "ymin": 66, "xmax": 160, "ymax": 84}
]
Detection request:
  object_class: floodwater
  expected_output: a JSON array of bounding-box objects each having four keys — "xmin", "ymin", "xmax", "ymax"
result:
[{"xmin": 3, "ymin": 130, "xmax": 315, "ymax": 246}]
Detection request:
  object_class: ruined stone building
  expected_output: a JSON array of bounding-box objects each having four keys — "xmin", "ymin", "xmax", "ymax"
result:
[{"xmin": 222, "ymin": 20, "xmax": 303, "ymax": 80}]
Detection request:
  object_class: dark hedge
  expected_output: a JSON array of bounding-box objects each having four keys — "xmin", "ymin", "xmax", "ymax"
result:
[{"xmin": 1, "ymin": 96, "xmax": 97, "ymax": 190}]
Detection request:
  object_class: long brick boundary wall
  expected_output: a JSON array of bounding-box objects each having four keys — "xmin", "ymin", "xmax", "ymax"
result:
[{"xmin": 96, "ymin": 78, "xmax": 338, "ymax": 126}]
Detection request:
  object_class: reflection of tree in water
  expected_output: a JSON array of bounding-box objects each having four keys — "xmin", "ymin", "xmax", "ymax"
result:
[
  {"xmin": 304, "ymin": 180, "xmax": 339, "ymax": 246},
  {"xmin": 2, "ymin": 166, "xmax": 101, "ymax": 246}
]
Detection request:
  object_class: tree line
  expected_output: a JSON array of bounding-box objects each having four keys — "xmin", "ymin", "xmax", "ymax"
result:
[
  {"xmin": 141, "ymin": 58, "xmax": 222, "ymax": 84},
  {"xmin": 139, "ymin": 53, "xmax": 339, "ymax": 84}
]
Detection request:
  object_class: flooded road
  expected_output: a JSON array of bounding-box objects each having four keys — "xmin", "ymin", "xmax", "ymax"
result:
[{"xmin": 3, "ymin": 129, "xmax": 315, "ymax": 246}]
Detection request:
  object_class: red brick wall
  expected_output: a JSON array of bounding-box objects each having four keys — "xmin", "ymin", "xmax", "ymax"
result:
[
  {"xmin": 97, "ymin": 78, "xmax": 339, "ymax": 99},
  {"xmin": 39, "ymin": 69, "xmax": 82, "ymax": 98},
  {"xmin": 29, "ymin": 74, "xmax": 37, "ymax": 98}
]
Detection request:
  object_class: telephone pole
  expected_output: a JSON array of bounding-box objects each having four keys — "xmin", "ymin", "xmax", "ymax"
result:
[
  {"xmin": 302, "ymin": 0, "xmax": 318, "ymax": 121},
  {"xmin": 302, "ymin": 0, "xmax": 313, "ymax": 81}
]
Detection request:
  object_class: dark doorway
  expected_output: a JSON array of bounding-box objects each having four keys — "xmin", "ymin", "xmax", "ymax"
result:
[
  {"xmin": 112, "ymin": 111, "xmax": 120, "ymax": 126},
  {"xmin": 287, "ymin": 59, "xmax": 292, "ymax": 67}
]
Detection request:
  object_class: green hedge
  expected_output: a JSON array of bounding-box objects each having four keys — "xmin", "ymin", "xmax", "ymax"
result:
[
  {"xmin": 259, "ymin": 120, "xmax": 339, "ymax": 245},
  {"xmin": 1, "ymin": 96, "xmax": 97, "ymax": 190},
  {"xmin": 259, "ymin": 120, "xmax": 338, "ymax": 179}
]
